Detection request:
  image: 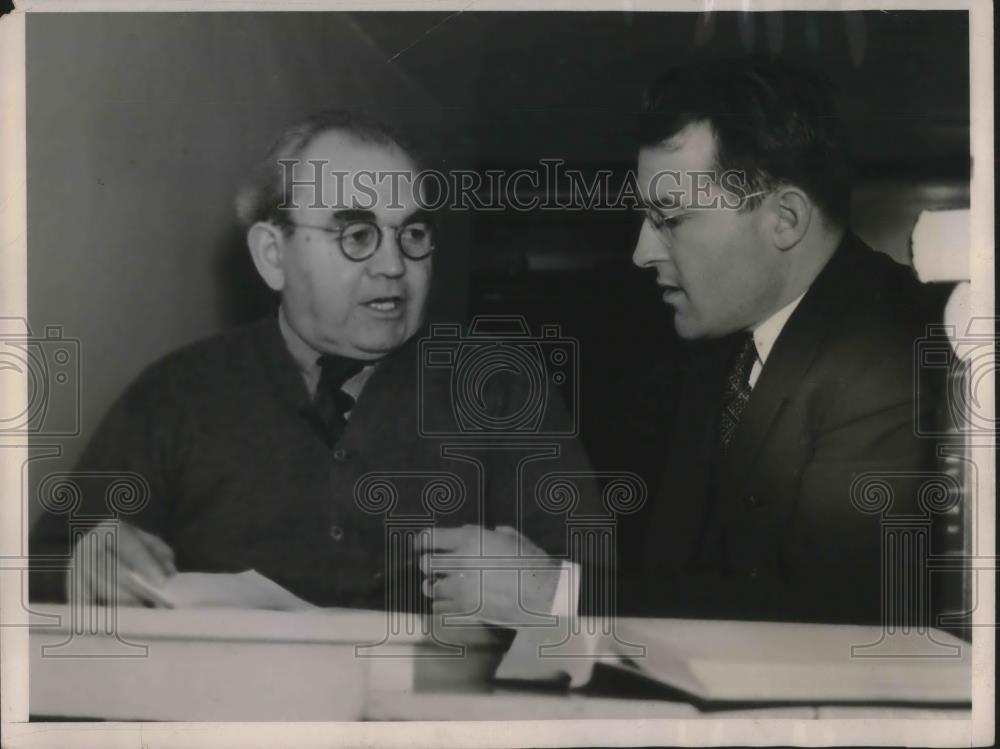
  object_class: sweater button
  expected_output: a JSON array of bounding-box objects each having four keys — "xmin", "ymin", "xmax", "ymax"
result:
[
  {"xmin": 329, "ymin": 525, "xmax": 345, "ymax": 542},
  {"xmin": 748, "ymin": 567, "xmax": 760, "ymax": 579},
  {"xmin": 332, "ymin": 447, "xmax": 349, "ymax": 462}
]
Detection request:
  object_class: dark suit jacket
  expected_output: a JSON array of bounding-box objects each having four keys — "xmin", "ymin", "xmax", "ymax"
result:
[
  {"xmin": 29, "ymin": 317, "xmax": 602, "ymax": 608},
  {"xmin": 619, "ymin": 234, "xmax": 945, "ymax": 624}
]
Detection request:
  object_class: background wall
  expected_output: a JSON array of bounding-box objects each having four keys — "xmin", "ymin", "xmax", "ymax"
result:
[{"xmin": 25, "ymin": 11, "xmax": 970, "ymax": 525}]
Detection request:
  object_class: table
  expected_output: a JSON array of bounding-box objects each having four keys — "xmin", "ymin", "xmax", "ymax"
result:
[{"xmin": 26, "ymin": 605, "xmax": 972, "ymax": 722}]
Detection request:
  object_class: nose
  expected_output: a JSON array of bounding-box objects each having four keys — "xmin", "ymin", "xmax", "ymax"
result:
[
  {"xmin": 631, "ymin": 219, "xmax": 670, "ymax": 268},
  {"xmin": 366, "ymin": 230, "xmax": 406, "ymax": 278}
]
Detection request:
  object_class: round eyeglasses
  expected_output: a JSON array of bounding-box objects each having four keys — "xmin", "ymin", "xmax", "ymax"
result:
[{"xmin": 287, "ymin": 219, "xmax": 436, "ymax": 262}]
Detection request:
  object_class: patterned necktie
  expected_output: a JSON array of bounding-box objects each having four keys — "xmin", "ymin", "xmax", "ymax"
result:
[
  {"xmin": 717, "ymin": 332, "xmax": 758, "ymax": 454},
  {"xmin": 310, "ymin": 355, "xmax": 365, "ymax": 446}
]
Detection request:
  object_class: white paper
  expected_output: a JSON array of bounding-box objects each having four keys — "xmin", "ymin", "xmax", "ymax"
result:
[{"xmin": 149, "ymin": 570, "xmax": 317, "ymax": 611}]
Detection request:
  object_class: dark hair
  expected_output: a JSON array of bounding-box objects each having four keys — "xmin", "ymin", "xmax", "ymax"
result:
[
  {"xmin": 638, "ymin": 57, "xmax": 852, "ymax": 226},
  {"xmin": 235, "ymin": 109, "xmax": 420, "ymax": 232}
]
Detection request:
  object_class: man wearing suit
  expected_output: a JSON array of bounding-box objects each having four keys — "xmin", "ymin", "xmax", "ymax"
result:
[
  {"xmin": 30, "ymin": 110, "xmax": 598, "ymax": 621},
  {"xmin": 622, "ymin": 58, "xmax": 942, "ymax": 624}
]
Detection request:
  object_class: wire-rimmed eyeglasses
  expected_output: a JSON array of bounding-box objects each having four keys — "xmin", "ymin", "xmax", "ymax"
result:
[{"xmin": 642, "ymin": 189, "xmax": 770, "ymax": 234}]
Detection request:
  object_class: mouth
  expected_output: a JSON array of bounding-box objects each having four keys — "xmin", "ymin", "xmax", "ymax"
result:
[
  {"xmin": 361, "ymin": 295, "xmax": 406, "ymax": 315},
  {"xmin": 658, "ymin": 282, "xmax": 684, "ymax": 303}
]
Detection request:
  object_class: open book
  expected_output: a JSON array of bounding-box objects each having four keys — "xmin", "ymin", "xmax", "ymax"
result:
[{"xmin": 496, "ymin": 617, "xmax": 972, "ymax": 706}]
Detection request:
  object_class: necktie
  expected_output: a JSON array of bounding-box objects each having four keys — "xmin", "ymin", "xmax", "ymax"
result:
[
  {"xmin": 310, "ymin": 354, "xmax": 365, "ymax": 446},
  {"xmin": 717, "ymin": 332, "xmax": 757, "ymax": 454}
]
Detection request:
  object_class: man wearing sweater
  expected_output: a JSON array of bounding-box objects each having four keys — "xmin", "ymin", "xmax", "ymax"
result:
[{"xmin": 30, "ymin": 111, "xmax": 599, "ymax": 622}]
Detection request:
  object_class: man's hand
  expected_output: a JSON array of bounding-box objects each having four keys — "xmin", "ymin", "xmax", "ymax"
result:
[
  {"xmin": 66, "ymin": 520, "xmax": 177, "ymax": 607},
  {"xmin": 416, "ymin": 524, "xmax": 562, "ymax": 626}
]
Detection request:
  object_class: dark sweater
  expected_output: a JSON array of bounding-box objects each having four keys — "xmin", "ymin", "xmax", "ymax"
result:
[{"xmin": 29, "ymin": 317, "xmax": 602, "ymax": 608}]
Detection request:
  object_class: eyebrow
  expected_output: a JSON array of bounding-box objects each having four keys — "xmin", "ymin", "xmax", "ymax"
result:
[
  {"xmin": 330, "ymin": 208, "xmax": 376, "ymax": 224},
  {"xmin": 328, "ymin": 207, "xmax": 432, "ymax": 225},
  {"xmin": 401, "ymin": 208, "xmax": 433, "ymax": 224}
]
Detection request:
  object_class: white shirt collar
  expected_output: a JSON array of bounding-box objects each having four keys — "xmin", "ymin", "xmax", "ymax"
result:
[{"xmin": 750, "ymin": 292, "xmax": 806, "ymax": 373}]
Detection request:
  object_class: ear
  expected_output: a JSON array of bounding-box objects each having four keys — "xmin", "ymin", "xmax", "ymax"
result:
[
  {"xmin": 770, "ymin": 186, "xmax": 812, "ymax": 251},
  {"xmin": 247, "ymin": 222, "xmax": 287, "ymax": 292}
]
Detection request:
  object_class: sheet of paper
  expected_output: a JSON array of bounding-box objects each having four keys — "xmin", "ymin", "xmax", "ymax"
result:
[
  {"xmin": 495, "ymin": 619, "xmax": 618, "ymax": 688},
  {"xmin": 147, "ymin": 569, "xmax": 317, "ymax": 611}
]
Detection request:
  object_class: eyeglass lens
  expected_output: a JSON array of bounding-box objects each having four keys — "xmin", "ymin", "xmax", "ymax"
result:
[{"xmin": 339, "ymin": 221, "xmax": 434, "ymax": 260}]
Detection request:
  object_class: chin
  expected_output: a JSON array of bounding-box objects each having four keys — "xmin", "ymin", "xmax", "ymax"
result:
[
  {"xmin": 355, "ymin": 327, "xmax": 415, "ymax": 356},
  {"xmin": 672, "ymin": 315, "xmax": 704, "ymax": 341}
]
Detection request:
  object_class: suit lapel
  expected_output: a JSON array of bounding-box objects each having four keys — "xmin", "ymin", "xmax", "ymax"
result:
[{"xmin": 720, "ymin": 235, "xmax": 862, "ymax": 495}]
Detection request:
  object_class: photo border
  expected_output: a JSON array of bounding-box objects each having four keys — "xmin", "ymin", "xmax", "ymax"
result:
[{"xmin": 0, "ymin": 1, "xmax": 992, "ymax": 746}]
